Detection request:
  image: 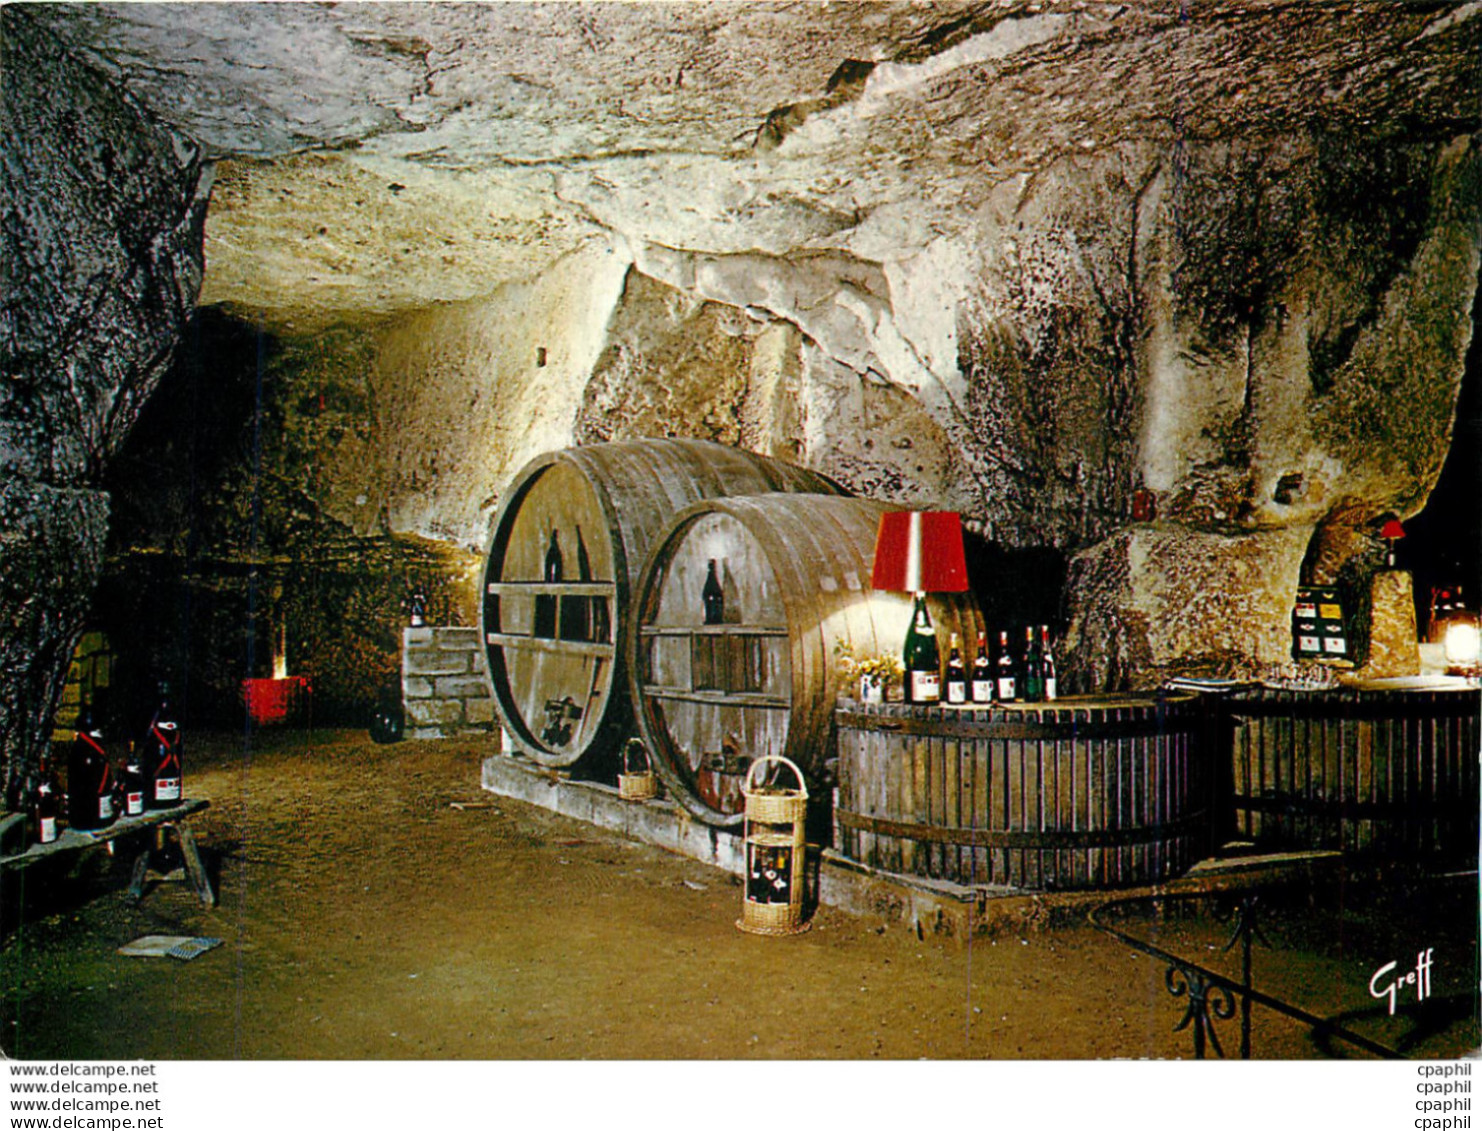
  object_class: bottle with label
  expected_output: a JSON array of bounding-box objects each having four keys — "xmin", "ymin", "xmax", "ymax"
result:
[
  {"xmin": 945, "ymin": 632, "xmax": 968, "ymax": 705},
  {"xmin": 971, "ymin": 630, "xmax": 994, "ymax": 703},
  {"xmin": 995, "ymin": 629, "xmax": 1017, "ymax": 702},
  {"xmin": 142, "ymin": 683, "xmax": 183, "ymax": 810},
  {"xmin": 903, "ymin": 595, "xmax": 941, "ymax": 704},
  {"xmin": 33, "ymin": 755, "xmax": 61, "ymax": 845},
  {"xmin": 702, "ymin": 559, "xmax": 725, "ymax": 625},
  {"xmin": 534, "ymin": 529, "xmax": 562, "ymax": 638},
  {"xmin": 1022, "ymin": 624, "xmax": 1045, "ymax": 702},
  {"xmin": 68, "ymin": 703, "xmax": 116, "ymax": 831},
  {"xmin": 1040, "ymin": 625, "xmax": 1058, "ymax": 701},
  {"xmin": 121, "ymin": 743, "xmax": 147, "ymax": 817}
]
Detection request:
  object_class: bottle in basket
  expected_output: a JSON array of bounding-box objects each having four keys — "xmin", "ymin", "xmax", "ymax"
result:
[{"xmin": 737, "ymin": 755, "xmax": 811, "ymax": 936}]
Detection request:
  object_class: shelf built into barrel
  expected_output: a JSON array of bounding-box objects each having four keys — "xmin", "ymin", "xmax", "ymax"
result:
[
  {"xmin": 481, "ymin": 440, "xmax": 840, "ymax": 768},
  {"xmin": 1227, "ymin": 684, "xmax": 1479, "ymax": 864},
  {"xmin": 834, "ymin": 695, "xmax": 1210, "ymax": 891},
  {"xmin": 628, "ymin": 494, "xmax": 984, "ymax": 827}
]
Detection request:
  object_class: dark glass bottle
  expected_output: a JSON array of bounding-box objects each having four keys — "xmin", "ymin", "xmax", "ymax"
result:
[
  {"xmin": 1040, "ymin": 625, "xmax": 1058, "ymax": 701},
  {"xmin": 995, "ymin": 629, "xmax": 1017, "ymax": 703},
  {"xmin": 702, "ymin": 559, "xmax": 724, "ymax": 625},
  {"xmin": 971, "ymin": 630, "xmax": 993, "ymax": 703},
  {"xmin": 1022, "ymin": 624, "xmax": 1045, "ymax": 702},
  {"xmin": 945, "ymin": 632, "xmax": 967, "ymax": 705},
  {"xmin": 561, "ymin": 526, "xmax": 593, "ymax": 641},
  {"xmin": 903, "ymin": 595, "xmax": 941, "ymax": 704},
  {"xmin": 534, "ymin": 529, "xmax": 562, "ymax": 639},
  {"xmin": 68, "ymin": 704, "xmax": 116, "ymax": 830},
  {"xmin": 121, "ymin": 744, "xmax": 147, "ymax": 817},
  {"xmin": 34, "ymin": 755, "xmax": 61, "ymax": 844},
  {"xmin": 142, "ymin": 684, "xmax": 183, "ymax": 810}
]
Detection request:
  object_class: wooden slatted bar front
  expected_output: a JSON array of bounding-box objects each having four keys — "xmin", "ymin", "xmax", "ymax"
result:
[
  {"xmin": 833, "ymin": 695, "xmax": 1210, "ymax": 891},
  {"xmin": 1226, "ymin": 685, "xmax": 1480, "ymax": 864}
]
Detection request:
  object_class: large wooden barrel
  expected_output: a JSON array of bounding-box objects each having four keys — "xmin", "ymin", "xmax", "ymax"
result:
[
  {"xmin": 1226, "ymin": 685, "xmax": 1479, "ymax": 864},
  {"xmin": 834, "ymin": 695, "xmax": 1210, "ymax": 890},
  {"xmin": 628, "ymin": 494, "xmax": 984, "ymax": 827},
  {"xmin": 481, "ymin": 440, "xmax": 840, "ymax": 767}
]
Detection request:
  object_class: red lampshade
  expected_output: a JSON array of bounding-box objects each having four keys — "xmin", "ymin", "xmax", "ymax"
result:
[
  {"xmin": 1380, "ymin": 519, "xmax": 1406, "ymax": 540},
  {"xmin": 871, "ymin": 511, "xmax": 969, "ymax": 594}
]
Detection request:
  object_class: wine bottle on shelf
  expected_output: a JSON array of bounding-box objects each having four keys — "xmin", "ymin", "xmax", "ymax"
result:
[
  {"xmin": 995, "ymin": 629, "xmax": 1017, "ymax": 703},
  {"xmin": 971, "ymin": 630, "xmax": 994, "ymax": 703},
  {"xmin": 903, "ymin": 595, "xmax": 941, "ymax": 704},
  {"xmin": 702, "ymin": 559, "xmax": 725, "ymax": 626},
  {"xmin": 1022, "ymin": 624, "xmax": 1045, "ymax": 702},
  {"xmin": 33, "ymin": 754, "xmax": 60, "ymax": 845},
  {"xmin": 122, "ymin": 743, "xmax": 147, "ymax": 817},
  {"xmin": 563, "ymin": 525, "xmax": 593, "ymax": 641},
  {"xmin": 68, "ymin": 702, "xmax": 116, "ymax": 831},
  {"xmin": 1041, "ymin": 625, "xmax": 1058, "ymax": 701},
  {"xmin": 142, "ymin": 682, "xmax": 183, "ymax": 810},
  {"xmin": 945, "ymin": 632, "xmax": 967, "ymax": 705},
  {"xmin": 534, "ymin": 529, "xmax": 562, "ymax": 639}
]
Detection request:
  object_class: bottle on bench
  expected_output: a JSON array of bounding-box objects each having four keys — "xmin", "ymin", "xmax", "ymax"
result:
[
  {"xmin": 142, "ymin": 682, "xmax": 183, "ymax": 810},
  {"xmin": 68, "ymin": 699, "xmax": 117, "ymax": 831}
]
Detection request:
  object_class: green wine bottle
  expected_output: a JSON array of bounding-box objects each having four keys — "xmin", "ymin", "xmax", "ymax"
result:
[{"xmin": 903, "ymin": 595, "xmax": 941, "ymax": 704}]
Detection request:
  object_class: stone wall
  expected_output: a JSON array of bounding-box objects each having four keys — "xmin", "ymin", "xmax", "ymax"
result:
[
  {"xmin": 1, "ymin": 10, "xmax": 209, "ymax": 788},
  {"xmin": 401, "ymin": 627, "xmax": 495, "ymax": 740}
]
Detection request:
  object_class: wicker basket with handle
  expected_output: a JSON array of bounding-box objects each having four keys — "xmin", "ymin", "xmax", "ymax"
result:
[{"xmin": 736, "ymin": 755, "xmax": 810, "ymax": 936}]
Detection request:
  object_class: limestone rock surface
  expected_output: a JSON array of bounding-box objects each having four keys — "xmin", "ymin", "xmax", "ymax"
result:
[
  {"xmin": 2, "ymin": 12, "xmax": 207, "ymax": 784},
  {"xmin": 4, "ymin": 0, "xmax": 1480, "ymax": 738}
]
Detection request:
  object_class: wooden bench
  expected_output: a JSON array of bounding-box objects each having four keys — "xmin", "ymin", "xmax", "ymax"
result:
[{"xmin": 0, "ymin": 798, "xmax": 215, "ymax": 907}]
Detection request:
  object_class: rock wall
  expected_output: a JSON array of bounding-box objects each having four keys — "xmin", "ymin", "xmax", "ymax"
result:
[
  {"xmin": 5, "ymin": 3, "xmax": 1478, "ymax": 765},
  {"xmin": 1051, "ymin": 134, "xmax": 1481, "ymax": 688},
  {"xmin": 261, "ymin": 129, "xmax": 1478, "ymax": 695},
  {"xmin": 303, "ymin": 241, "xmax": 630, "ymax": 551},
  {"xmin": 0, "ymin": 12, "xmax": 208, "ymax": 786}
]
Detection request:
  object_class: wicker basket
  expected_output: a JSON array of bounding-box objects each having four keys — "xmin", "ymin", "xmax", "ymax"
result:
[
  {"xmin": 738, "ymin": 894, "xmax": 809, "ymax": 935},
  {"xmin": 736, "ymin": 755, "xmax": 811, "ymax": 936},
  {"xmin": 618, "ymin": 771, "xmax": 657, "ymax": 801},
  {"xmin": 743, "ymin": 788, "xmax": 805, "ymax": 824}
]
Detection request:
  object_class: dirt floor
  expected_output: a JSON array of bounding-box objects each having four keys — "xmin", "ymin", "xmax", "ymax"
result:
[{"xmin": 2, "ymin": 728, "xmax": 1476, "ymax": 1061}]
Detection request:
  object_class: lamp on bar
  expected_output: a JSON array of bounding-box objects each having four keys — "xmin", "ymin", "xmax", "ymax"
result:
[
  {"xmin": 871, "ymin": 511, "xmax": 968, "ymax": 703},
  {"xmin": 871, "ymin": 511, "xmax": 968, "ymax": 595},
  {"xmin": 1379, "ymin": 517, "xmax": 1405, "ymax": 569}
]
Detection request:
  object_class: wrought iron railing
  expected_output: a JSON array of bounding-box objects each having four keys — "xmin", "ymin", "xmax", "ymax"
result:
[{"xmin": 1089, "ymin": 890, "xmax": 1403, "ymax": 1060}]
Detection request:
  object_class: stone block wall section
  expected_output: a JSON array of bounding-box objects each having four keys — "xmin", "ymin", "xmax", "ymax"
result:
[{"xmin": 402, "ymin": 627, "xmax": 496, "ymax": 740}]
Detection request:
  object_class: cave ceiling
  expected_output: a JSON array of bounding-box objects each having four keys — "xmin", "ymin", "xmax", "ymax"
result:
[{"xmin": 24, "ymin": 0, "xmax": 1482, "ymax": 337}]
